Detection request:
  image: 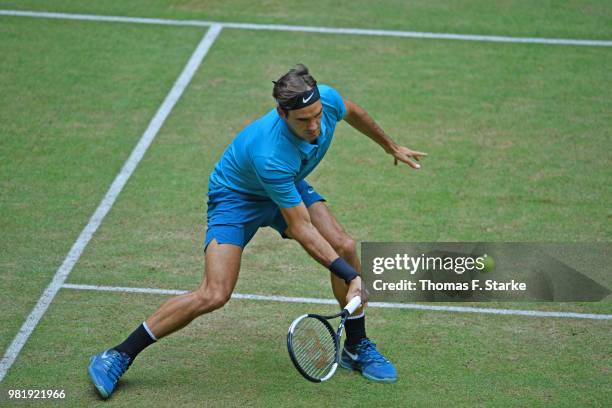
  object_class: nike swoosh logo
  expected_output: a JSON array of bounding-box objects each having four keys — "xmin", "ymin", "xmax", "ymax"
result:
[
  {"xmin": 302, "ymin": 91, "xmax": 314, "ymax": 103},
  {"xmin": 344, "ymin": 350, "xmax": 359, "ymax": 361},
  {"xmin": 307, "ymin": 187, "xmax": 314, "ymax": 194}
]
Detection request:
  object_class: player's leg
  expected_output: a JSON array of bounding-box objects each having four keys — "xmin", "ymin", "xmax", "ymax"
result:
[
  {"xmin": 275, "ymin": 182, "xmax": 361, "ymax": 310},
  {"xmin": 270, "ymin": 180, "xmax": 396, "ymax": 382},
  {"xmin": 145, "ymin": 239, "xmax": 242, "ymax": 338},
  {"xmin": 306, "ymin": 201, "xmax": 361, "ymax": 310},
  {"xmin": 306, "ymin": 200, "xmax": 397, "ymax": 383},
  {"xmin": 88, "ymin": 239, "xmax": 242, "ymax": 398},
  {"xmin": 306, "ymin": 201, "xmax": 366, "ymax": 341}
]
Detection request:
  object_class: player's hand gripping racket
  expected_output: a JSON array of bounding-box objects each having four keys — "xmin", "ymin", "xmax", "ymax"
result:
[{"xmin": 287, "ymin": 296, "xmax": 362, "ymax": 382}]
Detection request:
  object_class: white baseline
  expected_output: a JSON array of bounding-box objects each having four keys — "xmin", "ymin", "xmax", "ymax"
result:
[
  {"xmin": 1, "ymin": 9, "xmax": 611, "ymax": 47},
  {"xmin": 61, "ymin": 283, "xmax": 612, "ymax": 321},
  {"xmin": 0, "ymin": 24, "xmax": 223, "ymax": 383}
]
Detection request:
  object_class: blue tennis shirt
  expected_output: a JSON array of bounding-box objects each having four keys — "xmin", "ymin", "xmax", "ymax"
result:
[{"xmin": 208, "ymin": 84, "xmax": 346, "ymax": 208}]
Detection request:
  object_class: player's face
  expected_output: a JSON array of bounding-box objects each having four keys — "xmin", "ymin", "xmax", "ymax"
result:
[{"xmin": 279, "ymin": 101, "xmax": 323, "ymax": 142}]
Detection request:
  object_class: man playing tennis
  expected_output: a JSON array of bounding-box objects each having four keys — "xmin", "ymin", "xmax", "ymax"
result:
[{"xmin": 88, "ymin": 64, "xmax": 426, "ymax": 397}]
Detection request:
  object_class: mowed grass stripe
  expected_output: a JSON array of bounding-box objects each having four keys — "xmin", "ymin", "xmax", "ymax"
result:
[
  {"xmin": 0, "ymin": 0, "xmax": 611, "ymax": 39},
  {"xmin": 0, "ymin": 17, "xmax": 206, "ymax": 364},
  {"xmin": 1, "ymin": 289, "xmax": 610, "ymax": 406}
]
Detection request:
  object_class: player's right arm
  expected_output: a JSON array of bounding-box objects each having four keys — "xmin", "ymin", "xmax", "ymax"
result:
[
  {"xmin": 281, "ymin": 204, "xmax": 362, "ymax": 300},
  {"xmin": 252, "ymin": 153, "xmax": 361, "ymax": 299},
  {"xmin": 281, "ymin": 203, "xmax": 340, "ymax": 266}
]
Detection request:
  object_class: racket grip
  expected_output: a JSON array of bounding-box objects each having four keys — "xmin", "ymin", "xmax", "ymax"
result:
[{"xmin": 344, "ymin": 296, "xmax": 362, "ymax": 315}]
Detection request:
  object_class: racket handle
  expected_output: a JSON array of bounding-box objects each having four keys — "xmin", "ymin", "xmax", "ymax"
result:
[{"xmin": 344, "ymin": 296, "xmax": 362, "ymax": 315}]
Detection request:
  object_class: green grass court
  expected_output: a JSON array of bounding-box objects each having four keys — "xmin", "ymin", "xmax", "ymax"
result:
[{"xmin": 1, "ymin": 1, "xmax": 611, "ymax": 406}]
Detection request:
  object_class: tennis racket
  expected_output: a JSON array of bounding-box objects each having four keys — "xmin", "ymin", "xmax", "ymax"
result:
[{"xmin": 287, "ymin": 296, "xmax": 362, "ymax": 382}]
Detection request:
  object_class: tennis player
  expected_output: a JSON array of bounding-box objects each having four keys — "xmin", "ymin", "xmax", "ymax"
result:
[{"xmin": 88, "ymin": 64, "xmax": 426, "ymax": 398}]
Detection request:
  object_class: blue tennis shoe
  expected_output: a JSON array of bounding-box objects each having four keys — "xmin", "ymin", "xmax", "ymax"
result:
[
  {"xmin": 88, "ymin": 349, "xmax": 131, "ymax": 399},
  {"xmin": 339, "ymin": 338, "xmax": 397, "ymax": 382}
]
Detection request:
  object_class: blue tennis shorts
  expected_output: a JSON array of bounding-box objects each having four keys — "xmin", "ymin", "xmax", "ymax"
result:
[{"xmin": 205, "ymin": 179, "xmax": 325, "ymax": 250}]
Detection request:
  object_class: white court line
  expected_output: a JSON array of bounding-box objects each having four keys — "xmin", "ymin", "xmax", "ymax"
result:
[
  {"xmin": 0, "ymin": 24, "xmax": 223, "ymax": 383},
  {"xmin": 1, "ymin": 9, "xmax": 611, "ymax": 47},
  {"xmin": 62, "ymin": 283, "xmax": 612, "ymax": 320}
]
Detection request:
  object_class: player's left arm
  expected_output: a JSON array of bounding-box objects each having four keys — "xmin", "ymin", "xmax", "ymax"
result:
[{"xmin": 342, "ymin": 97, "xmax": 427, "ymax": 169}]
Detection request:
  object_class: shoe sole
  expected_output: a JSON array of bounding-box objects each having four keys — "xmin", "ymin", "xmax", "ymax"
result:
[{"xmin": 339, "ymin": 358, "xmax": 397, "ymax": 383}]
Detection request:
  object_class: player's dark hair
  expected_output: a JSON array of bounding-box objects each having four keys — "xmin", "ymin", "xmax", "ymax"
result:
[{"xmin": 272, "ymin": 64, "xmax": 317, "ymax": 116}]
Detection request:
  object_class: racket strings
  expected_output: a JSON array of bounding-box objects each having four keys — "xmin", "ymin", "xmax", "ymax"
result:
[
  {"xmin": 291, "ymin": 317, "xmax": 337, "ymax": 379},
  {"xmin": 294, "ymin": 330, "xmax": 335, "ymax": 376},
  {"xmin": 293, "ymin": 324, "xmax": 334, "ymax": 363},
  {"xmin": 294, "ymin": 338, "xmax": 335, "ymax": 373}
]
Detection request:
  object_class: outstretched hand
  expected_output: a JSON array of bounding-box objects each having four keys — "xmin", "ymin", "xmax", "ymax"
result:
[{"xmin": 391, "ymin": 145, "xmax": 427, "ymax": 169}]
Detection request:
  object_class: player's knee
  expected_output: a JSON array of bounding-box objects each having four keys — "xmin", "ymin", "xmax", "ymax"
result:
[
  {"xmin": 193, "ymin": 287, "xmax": 231, "ymax": 314},
  {"xmin": 209, "ymin": 291, "xmax": 231, "ymax": 310},
  {"xmin": 336, "ymin": 236, "xmax": 356, "ymax": 259}
]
